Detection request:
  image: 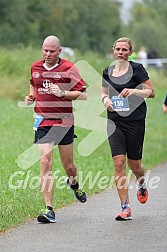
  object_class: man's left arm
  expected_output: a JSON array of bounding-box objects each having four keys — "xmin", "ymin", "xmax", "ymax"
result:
[
  {"xmin": 49, "ymin": 85, "xmax": 87, "ymax": 100},
  {"xmin": 50, "ymin": 64, "xmax": 87, "ymax": 100}
]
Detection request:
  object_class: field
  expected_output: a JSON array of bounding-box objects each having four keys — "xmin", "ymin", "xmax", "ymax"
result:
[{"xmin": 0, "ymin": 48, "xmax": 167, "ymax": 231}]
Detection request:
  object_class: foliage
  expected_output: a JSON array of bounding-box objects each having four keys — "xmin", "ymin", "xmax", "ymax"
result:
[
  {"xmin": 0, "ymin": 0, "xmax": 122, "ymax": 54},
  {"xmin": 124, "ymin": 0, "xmax": 167, "ymax": 57},
  {"xmin": 0, "ymin": 47, "xmax": 41, "ymax": 99},
  {"xmin": 1, "ymin": 0, "xmax": 167, "ymax": 56}
]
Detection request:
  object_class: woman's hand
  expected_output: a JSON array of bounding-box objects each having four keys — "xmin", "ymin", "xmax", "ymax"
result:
[
  {"xmin": 119, "ymin": 88, "xmax": 135, "ymax": 98},
  {"xmin": 102, "ymin": 96, "xmax": 114, "ymax": 112}
]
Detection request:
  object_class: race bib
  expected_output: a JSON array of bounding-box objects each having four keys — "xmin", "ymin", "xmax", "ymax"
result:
[
  {"xmin": 33, "ymin": 114, "xmax": 44, "ymax": 131},
  {"xmin": 111, "ymin": 96, "xmax": 130, "ymax": 111}
]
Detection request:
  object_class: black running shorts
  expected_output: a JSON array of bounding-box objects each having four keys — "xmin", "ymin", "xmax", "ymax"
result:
[
  {"xmin": 107, "ymin": 119, "xmax": 145, "ymax": 160},
  {"xmin": 34, "ymin": 126, "xmax": 76, "ymax": 145}
]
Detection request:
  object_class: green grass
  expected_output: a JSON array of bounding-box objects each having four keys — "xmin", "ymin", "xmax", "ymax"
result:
[{"xmin": 0, "ymin": 48, "xmax": 167, "ymax": 232}]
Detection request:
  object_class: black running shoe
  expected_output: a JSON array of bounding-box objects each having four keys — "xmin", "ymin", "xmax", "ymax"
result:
[
  {"xmin": 66, "ymin": 178, "xmax": 87, "ymax": 203},
  {"xmin": 37, "ymin": 208, "xmax": 56, "ymax": 223}
]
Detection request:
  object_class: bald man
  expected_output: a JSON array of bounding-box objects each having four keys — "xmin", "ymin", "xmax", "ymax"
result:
[{"xmin": 25, "ymin": 35, "xmax": 87, "ymax": 223}]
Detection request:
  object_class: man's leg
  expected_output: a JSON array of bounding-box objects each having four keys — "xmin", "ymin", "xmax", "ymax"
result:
[
  {"xmin": 58, "ymin": 143, "xmax": 87, "ymax": 203},
  {"xmin": 37, "ymin": 142, "xmax": 56, "ymax": 223},
  {"xmin": 58, "ymin": 143, "xmax": 77, "ymax": 184},
  {"xmin": 38, "ymin": 142, "xmax": 54, "ymax": 207}
]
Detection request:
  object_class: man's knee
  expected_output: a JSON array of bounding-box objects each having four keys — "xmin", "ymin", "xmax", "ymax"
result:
[{"xmin": 40, "ymin": 156, "xmax": 52, "ymax": 173}]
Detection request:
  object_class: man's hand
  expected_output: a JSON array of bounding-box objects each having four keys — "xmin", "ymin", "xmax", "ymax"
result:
[
  {"xmin": 25, "ymin": 94, "xmax": 35, "ymax": 105},
  {"xmin": 49, "ymin": 83, "xmax": 63, "ymax": 97}
]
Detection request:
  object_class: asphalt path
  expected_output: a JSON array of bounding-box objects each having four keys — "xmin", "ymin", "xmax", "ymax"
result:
[{"xmin": 1, "ymin": 162, "xmax": 167, "ymax": 252}]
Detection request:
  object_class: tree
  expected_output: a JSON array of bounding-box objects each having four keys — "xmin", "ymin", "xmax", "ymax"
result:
[
  {"xmin": 0, "ymin": 0, "xmax": 123, "ymax": 54},
  {"xmin": 124, "ymin": 0, "xmax": 167, "ymax": 57}
]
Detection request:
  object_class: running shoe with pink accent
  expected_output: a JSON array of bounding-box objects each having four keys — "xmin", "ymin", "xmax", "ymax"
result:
[
  {"xmin": 137, "ymin": 187, "xmax": 148, "ymax": 204},
  {"xmin": 115, "ymin": 207, "xmax": 132, "ymax": 221}
]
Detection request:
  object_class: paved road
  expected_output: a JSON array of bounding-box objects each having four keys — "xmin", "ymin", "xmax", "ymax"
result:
[{"xmin": 1, "ymin": 162, "xmax": 167, "ymax": 252}]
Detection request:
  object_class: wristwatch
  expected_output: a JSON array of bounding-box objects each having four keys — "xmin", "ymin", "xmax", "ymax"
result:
[{"xmin": 60, "ymin": 90, "xmax": 65, "ymax": 97}]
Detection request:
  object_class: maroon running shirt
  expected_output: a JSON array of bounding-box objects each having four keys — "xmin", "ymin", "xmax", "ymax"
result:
[{"xmin": 30, "ymin": 58, "xmax": 86, "ymax": 127}]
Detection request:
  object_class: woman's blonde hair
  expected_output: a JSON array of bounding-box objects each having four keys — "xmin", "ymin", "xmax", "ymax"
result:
[{"xmin": 113, "ymin": 37, "xmax": 135, "ymax": 51}]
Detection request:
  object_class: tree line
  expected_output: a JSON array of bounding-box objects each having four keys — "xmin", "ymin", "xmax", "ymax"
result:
[{"xmin": 0, "ymin": 0, "xmax": 167, "ymax": 57}]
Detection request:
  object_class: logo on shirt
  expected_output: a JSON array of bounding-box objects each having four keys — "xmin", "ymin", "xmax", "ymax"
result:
[
  {"xmin": 32, "ymin": 72, "xmax": 40, "ymax": 78},
  {"xmin": 54, "ymin": 73, "xmax": 61, "ymax": 80},
  {"xmin": 43, "ymin": 80, "xmax": 51, "ymax": 88},
  {"xmin": 38, "ymin": 80, "xmax": 51, "ymax": 94}
]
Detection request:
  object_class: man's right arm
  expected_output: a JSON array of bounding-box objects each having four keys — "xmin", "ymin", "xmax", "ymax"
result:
[{"xmin": 25, "ymin": 84, "xmax": 36, "ymax": 105}]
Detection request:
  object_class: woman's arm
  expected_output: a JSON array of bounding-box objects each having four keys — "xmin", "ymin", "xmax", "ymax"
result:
[
  {"xmin": 101, "ymin": 87, "xmax": 113, "ymax": 112},
  {"xmin": 119, "ymin": 79, "xmax": 155, "ymax": 99}
]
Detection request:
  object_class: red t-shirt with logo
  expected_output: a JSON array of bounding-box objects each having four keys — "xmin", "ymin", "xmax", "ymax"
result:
[{"xmin": 30, "ymin": 58, "xmax": 86, "ymax": 127}]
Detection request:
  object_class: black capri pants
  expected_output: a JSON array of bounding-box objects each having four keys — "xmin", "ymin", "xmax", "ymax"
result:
[{"xmin": 107, "ymin": 119, "xmax": 145, "ymax": 160}]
